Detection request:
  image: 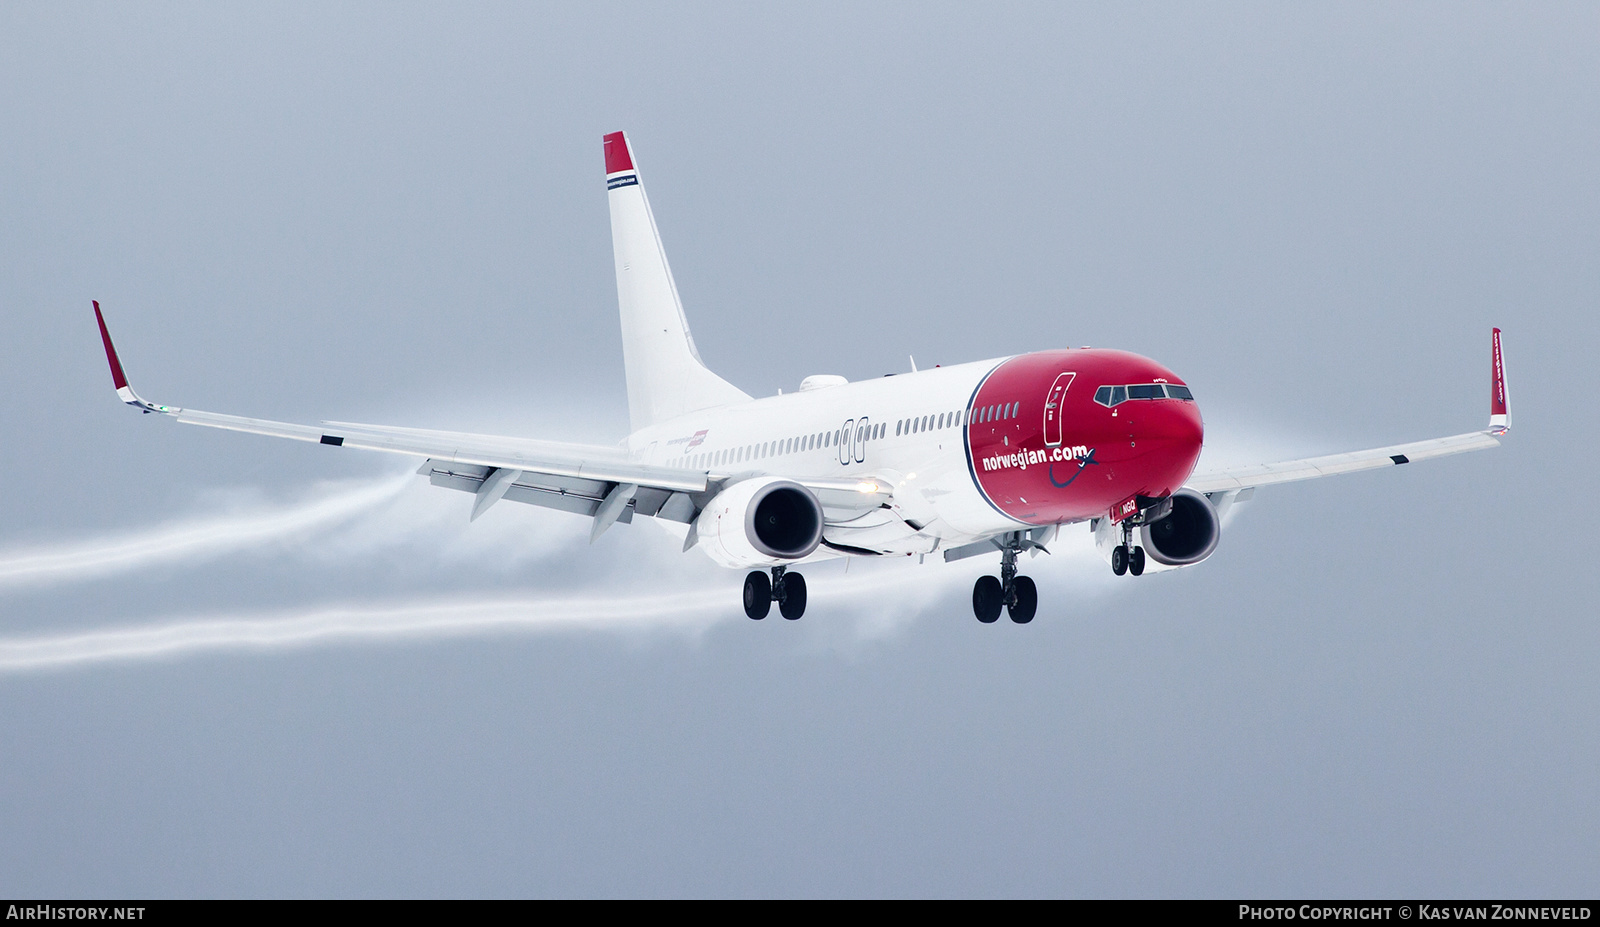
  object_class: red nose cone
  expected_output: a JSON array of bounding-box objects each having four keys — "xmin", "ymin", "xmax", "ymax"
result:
[
  {"xmin": 1138, "ymin": 397, "xmax": 1205, "ymax": 493},
  {"xmin": 1148, "ymin": 396, "xmax": 1204, "ymax": 446}
]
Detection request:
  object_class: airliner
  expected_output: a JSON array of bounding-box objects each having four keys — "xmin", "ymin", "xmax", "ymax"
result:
[{"xmin": 92, "ymin": 131, "xmax": 1513, "ymax": 624}]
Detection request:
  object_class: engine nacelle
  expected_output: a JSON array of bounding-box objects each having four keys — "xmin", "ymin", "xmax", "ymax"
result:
[
  {"xmin": 1139, "ymin": 488, "xmax": 1221, "ymax": 566},
  {"xmin": 694, "ymin": 478, "xmax": 824, "ymax": 569}
]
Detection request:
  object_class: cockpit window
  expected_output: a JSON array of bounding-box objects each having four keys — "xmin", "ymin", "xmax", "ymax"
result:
[{"xmin": 1094, "ymin": 383, "xmax": 1194, "ymax": 407}]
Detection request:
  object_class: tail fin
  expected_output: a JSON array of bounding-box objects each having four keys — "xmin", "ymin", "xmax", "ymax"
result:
[{"xmin": 604, "ymin": 131, "xmax": 749, "ymax": 430}]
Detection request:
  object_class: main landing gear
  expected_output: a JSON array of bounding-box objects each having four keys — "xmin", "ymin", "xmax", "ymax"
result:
[
  {"xmin": 971, "ymin": 536, "xmax": 1039, "ymax": 624},
  {"xmin": 1110, "ymin": 522, "xmax": 1146, "ymax": 577},
  {"xmin": 744, "ymin": 566, "xmax": 808, "ymax": 620}
]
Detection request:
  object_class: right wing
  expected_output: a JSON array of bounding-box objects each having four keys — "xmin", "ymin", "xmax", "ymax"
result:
[
  {"xmin": 1186, "ymin": 328, "xmax": 1511, "ymax": 496},
  {"xmin": 94, "ymin": 302, "xmax": 712, "ymax": 539}
]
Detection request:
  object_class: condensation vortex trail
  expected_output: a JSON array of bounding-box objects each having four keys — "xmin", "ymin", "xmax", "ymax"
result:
[
  {"xmin": 0, "ymin": 567, "xmax": 969, "ymax": 674},
  {"xmin": 0, "ymin": 476, "xmax": 410, "ymax": 591},
  {"xmin": 0, "ymin": 589, "xmax": 738, "ymax": 673}
]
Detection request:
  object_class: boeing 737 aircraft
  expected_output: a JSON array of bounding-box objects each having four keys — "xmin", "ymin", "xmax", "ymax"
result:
[{"xmin": 93, "ymin": 131, "xmax": 1513, "ymax": 624}]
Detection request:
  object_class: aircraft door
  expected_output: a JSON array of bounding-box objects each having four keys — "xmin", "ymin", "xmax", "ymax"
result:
[{"xmin": 1043, "ymin": 372, "xmax": 1076, "ymax": 448}]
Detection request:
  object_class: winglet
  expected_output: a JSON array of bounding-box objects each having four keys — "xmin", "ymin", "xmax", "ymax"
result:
[
  {"xmin": 1489, "ymin": 327, "xmax": 1511, "ymax": 435},
  {"xmin": 91, "ymin": 301, "xmax": 172, "ymax": 414},
  {"xmin": 93, "ymin": 300, "xmax": 130, "ymax": 391}
]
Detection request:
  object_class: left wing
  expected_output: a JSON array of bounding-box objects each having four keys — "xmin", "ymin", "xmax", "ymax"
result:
[
  {"xmin": 94, "ymin": 302, "xmax": 711, "ymax": 537},
  {"xmin": 1186, "ymin": 328, "xmax": 1511, "ymax": 495}
]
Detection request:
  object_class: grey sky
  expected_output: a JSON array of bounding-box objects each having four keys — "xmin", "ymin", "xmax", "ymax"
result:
[{"xmin": 0, "ymin": 2, "xmax": 1595, "ymax": 897}]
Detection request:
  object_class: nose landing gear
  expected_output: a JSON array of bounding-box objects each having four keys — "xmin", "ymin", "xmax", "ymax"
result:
[
  {"xmin": 1108, "ymin": 518, "xmax": 1146, "ymax": 577},
  {"xmin": 744, "ymin": 565, "xmax": 808, "ymax": 620},
  {"xmin": 971, "ymin": 534, "xmax": 1040, "ymax": 624}
]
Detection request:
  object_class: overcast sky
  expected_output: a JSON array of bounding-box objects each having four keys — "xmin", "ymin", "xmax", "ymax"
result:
[{"xmin": 1, "ymin": 2, "xmax": 1595, "ymax": 897}]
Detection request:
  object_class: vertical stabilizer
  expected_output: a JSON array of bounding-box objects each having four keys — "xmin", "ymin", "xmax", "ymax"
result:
[{"xmin": 605, "ymin": 131, "xmax": 750, "ymax": 430}]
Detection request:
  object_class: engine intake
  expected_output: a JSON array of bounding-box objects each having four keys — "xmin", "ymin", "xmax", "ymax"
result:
[
  {"xmin": 747, "ymin": 482, "xmax": 822, "ymax": 557},
  {"xmin": 695, "ymin": 478, "xmax": 824, "ymax": 568},
  {"xmin": 1139, "ymin": 488, "xmax": 1221, "ymax": 566}
]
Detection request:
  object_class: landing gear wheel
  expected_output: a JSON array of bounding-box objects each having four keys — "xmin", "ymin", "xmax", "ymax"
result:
[
  {"xmin": 1129, "ymin": 546, "xmax": 1146, "ymax": 577},
  {"xmin": 778, "ymin": 572, "xmax": 807, "ymax": 620},
  {"xmin": 743, "ymin": 571, "xmax": 771, "ymax": 620},
  {"xmin": 972, "ymin": 575, "xmax": 1003, "ymax": 624},
  {"xmin": 1111, "ymin": 545, "xmax": 1128, "ymax": 576},
  {"xmin": 1008, "ymin": 576, "xmax": 1038, "ymax": 624}
]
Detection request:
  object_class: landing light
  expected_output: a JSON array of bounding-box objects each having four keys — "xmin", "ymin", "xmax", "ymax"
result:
[{"xmin": 856, "ymin": 481, "xmax": 880, "ymax": 494}]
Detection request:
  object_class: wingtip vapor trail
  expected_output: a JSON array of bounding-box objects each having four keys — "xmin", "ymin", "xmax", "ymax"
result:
[
  {"xmin": 0, "ymin": 538, "xmax": 1132, "ymax": 674},
  {"xmin": 0, "ymin": 475, "xmax": 411, "ymax": 590}
]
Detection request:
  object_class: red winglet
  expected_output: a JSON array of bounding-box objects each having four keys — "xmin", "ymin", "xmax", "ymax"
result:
[
  {"xmin": 92, "ymin": 300, "xmax": 130, "ymax": 391},
  {"xmin": 1490, "ymin": 327, "xmax": 1507, "ymax": 417},
  {"xmin": 603, "ymin": 131, "xmax": 634, "ymax": 174}
]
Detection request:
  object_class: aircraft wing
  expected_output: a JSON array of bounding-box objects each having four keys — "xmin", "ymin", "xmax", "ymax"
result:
[
  {"xmin": 1186, "ymin": 329, "xmax": 1511, "ymax": 496},
  {"xmin": 1185, "ymin": 430, "xmax": 1501, "ymax": 494},
  {"xmin": 94, "ymin": 303, "xmax": 711, "ymax": 537}
]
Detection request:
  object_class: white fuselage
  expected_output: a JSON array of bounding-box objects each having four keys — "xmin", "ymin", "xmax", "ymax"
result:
[{"xmin": 626, "ymin": 358, "xmax": 1011, "ymax": 562}]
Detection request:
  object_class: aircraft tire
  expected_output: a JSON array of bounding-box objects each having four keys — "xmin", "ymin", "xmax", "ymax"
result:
[
  {"xmin": 743, "ymin": 571, "xmax": 772, "ymax": 620},
  {"xmin": 1112, "ymin": 546, "xmax": 1128, "ymax": 576},
  {"xmin": 972, "ymin": 575, "xmax": 1003, "ymax": 624},
  {"xmin": 1008, "ymin": 576, "xmax": 1037, "ymax": 624},
  {"xmin": 779, "ymin": 572, "xmax": 807, "ymax": 620},
  {"xmin": 1129, "ymin": 546, "xmax": 1146, "ymax": 576}
]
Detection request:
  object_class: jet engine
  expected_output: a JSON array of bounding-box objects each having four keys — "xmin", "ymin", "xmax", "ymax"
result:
[
  {"xmin": 1139, "ymin": 488, "xmax": 1221, "ymax": 566},
  {"xmin": 694, "ymin": 478, "xmax": 824, "ymax": 569}
]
